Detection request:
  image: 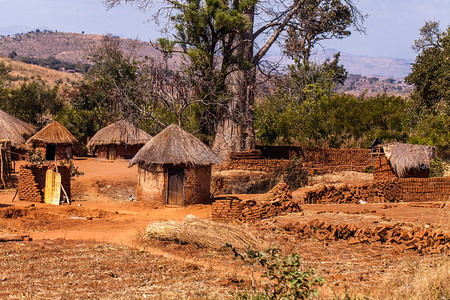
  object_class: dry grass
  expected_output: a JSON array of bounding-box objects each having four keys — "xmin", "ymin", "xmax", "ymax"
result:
[
  {"xmin": 368, "ymin": 256, "xmax": 450, "ymax": 300},
  {"xmin": 0, "ymin": 56, "xmax": 81, "ymax": 88},
  {"xmin": 143, "ymin": 215, "xmax": 265, "ymax": 251}
]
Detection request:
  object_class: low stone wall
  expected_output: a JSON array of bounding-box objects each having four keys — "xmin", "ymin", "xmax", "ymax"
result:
[
  {"xmin": 18, "ymin": 164, "xmax": 71, "ymax": 202},
  {"xmin": 212, "ymin": 183, "xmax": 301, "ymax": 223}
]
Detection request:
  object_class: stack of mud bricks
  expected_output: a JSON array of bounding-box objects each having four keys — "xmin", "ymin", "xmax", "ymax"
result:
[
  {"xmin": 302, "ymin": 184, "xmax": 374, "ymax": 204},
  {"xmin": 399, "ymin": 177, "xmax": 450, "ymax": 202},
  {"xmin": 302, "ymin": 148, "xmax": 372, "ymax": 175},
  {"xmin": 18, "ymin": 164, "xmax": 71, "ymax": 202},
  {"xmin": 212, "ymin": 183, "xmax": 301, "ymax": 223},
  {"xmin": 217, "ymin": 150, "xmax": 295, "ymax": 173},
  {"xmin": 281, "ymin": 220, "xmax": 450, "ymax": 254}
]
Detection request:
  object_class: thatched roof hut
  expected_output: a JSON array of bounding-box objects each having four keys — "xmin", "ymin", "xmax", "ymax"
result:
[
  {"xmin": 27, "ymin": 121, "xmax": 78, "ymax": 145},
  {"xmin": 87, "ymin": 120, "xmax": 151, "ymax": 148},
  {"xmin": 0, "ymin": 109, "xmax": 36, "ymax": 146},
  {"xmin": 131, "ymin": 124, "xmax": 223, "ymax": 206},
  {"xmin": 381, "ymin": 142, "xmax": 435, "ymax": 178},
  {"xmin": 26, "ymin": 121, "xmax": 78, "ymax": 160},
  {"xmin": 130, "ymin": 124, "xmax": 223, "ymax": 168},
  {"xmin": 87, "ymin": 120, "xmax": 151, "ymax": 160}
]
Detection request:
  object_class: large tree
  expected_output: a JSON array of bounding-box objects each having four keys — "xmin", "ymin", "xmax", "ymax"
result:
[
  {"xmin": 405, "ymin": 21, "xmax": 450, "ymax": 110},
  {"xmin": 106, "ymin": 0, "xmax": 365, "ymax": 155}
]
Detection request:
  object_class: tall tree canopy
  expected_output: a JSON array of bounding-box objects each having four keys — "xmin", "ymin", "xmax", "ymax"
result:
[
  {"xmin": 105, "ymin": 0, "xmax": 365, "ymax": 155},
  {"xmin": 405, "ymin": 21, "xmax": 450, "ymax": 110}
]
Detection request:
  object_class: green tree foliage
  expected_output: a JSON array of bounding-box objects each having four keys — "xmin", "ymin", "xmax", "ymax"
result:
[
  {"xmin": 405, "ymin": 21, "xmax": 450, "ymax": 109},
  {"xmin": 0, "ymin": 79, "xmax": 64, "ymax": 126},
  {"xmin": 404, "ymin": 21, "xmax": 450, "ymax": 155},
  {"xmin": 256, "ymin": 91, "xmax": 408, "ymax": 148},
  {"xmin": 284, "ymin": 0, "xmax": 358, "ymax": 63},
  {"xmin": 105, "ymin": 0, "xmax": 365, "ymax": 153}
]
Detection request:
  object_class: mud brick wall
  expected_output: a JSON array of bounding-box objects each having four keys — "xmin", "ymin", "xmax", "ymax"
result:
[
  {"xmin": 399, "ymin": 177, "xmax": 450, "ymax": 202},
  {"xmin": 212, "ymin": 183, "xmax": 301, "ymax": 223},
  {"xmin": 301, "ymin": 147, "xmax": 371, "ymax": 165},
  {"xmin": 18, "ymin": 164, "xmax": 71, "ymax": 202},
  {"xmin": 373, "ymin": 155, "xmax": 397, "ymax": 182},
  {"xmin": 184, "ymin": 165, "xmax": 211, "ymax": 205},
  {"xmin": 136, "ymin": 167, "xmax": 165, "ymax": 205},
  {"xmin": 220, "ymin": 147, "xmax": 372, "ymax": 174},
  {"xmin": 216, "ymin": 159, "xmax": 299, "ymax": 173},
  {"xmin": 281, "ymin": 220, "xmax": 450, "ymax": 254}
]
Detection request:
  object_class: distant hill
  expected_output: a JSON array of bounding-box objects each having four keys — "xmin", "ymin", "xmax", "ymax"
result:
[
  {"xmin": 312, "ymin": 49, "xmax": 414, "ymax": 79},
  {"xmin": 0, "ymin": 56, "xmax": 81, "ymax": 88},
  {"xmin": 0, "ymin": 30, "xmax": 414, "ymax": 96},
  {"xmin": 0, "ymin": 30, "xmax": 182, "ymax": 67}
]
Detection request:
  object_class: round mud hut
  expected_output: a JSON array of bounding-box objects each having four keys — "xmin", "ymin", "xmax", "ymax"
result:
[
  {"xmin": 26, "ymin": 121, "xmax": 78, "ymax": 160},
  {"xmin": 87, "ymin": 120, "xmax": 152, "ymax": 160},
  {"xmin": 130, "ymin": 124, "xmax": 223, "ymax": 206}
]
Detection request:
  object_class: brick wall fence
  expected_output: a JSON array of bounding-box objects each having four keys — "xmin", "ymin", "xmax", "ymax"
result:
[
  {"xmin": 219, "ymin": 147, "xmax": 372, "ymax": 175},
  {"xmin": 18, "ymin": 164, "xmax": 71, "ymax": 202},
  {"xmin": 399, "ymin": 177, "xmax": 450, "ymax": 202}
]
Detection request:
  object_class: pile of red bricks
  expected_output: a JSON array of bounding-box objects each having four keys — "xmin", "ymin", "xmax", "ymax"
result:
[
  {"xmin": 303, "ymin": 184, "xmax": 372, "ymax": 204},
  {"xmin": 18, "ymin": 164, "xmax": 71, "ymax": 203},
  {"xmin": 212, "ymin": 183, "xmax": 301, "ymax": 223},
  {"xmin": 282, "ymin": 220, "xmax": 450, "ymax": 254}
]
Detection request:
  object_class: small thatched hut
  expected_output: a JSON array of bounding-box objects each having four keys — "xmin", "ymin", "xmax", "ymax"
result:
[
  {"xmin": 26, "ymin": 121, "xmax": 78, "ymax": 160},
  {"xmin": 130, "ymin": 124, "xmax": 223, "ymax": 206},
  {"xmin": 87, "ymin": 120, "xmax": 152, "ymax": 160},
  {"xmin": 374, "ymin": 142, "xmax": 435, "ymax": 179},
  {"xmin": 0, "ymin": 109, "xmax": 36, "ymax": 146}
]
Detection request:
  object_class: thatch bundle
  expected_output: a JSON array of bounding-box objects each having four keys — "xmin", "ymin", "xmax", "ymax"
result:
[
  {"xmin": 27, "ymin": 121, "xmax": 78, "ymax": 145},
  {"xmin": 86, "ymin": 120, "xmax": 151, "ymax": 149},
  {"xmin": 382, "ymin": 142, "xmax": 435, "ymax": 177},
  {"xmin": 130, "ymin": 124, "xmax": 223, "ymax": 167},
  {"xmin": 0, "ymin": 109, "xmax": 36, "ymax": 145},
  {"xmin": 144, "ymin": 215, "xmax": 265, "ymax": 250}
]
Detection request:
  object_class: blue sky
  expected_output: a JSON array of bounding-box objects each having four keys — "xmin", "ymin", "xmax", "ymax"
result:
[{"xmin": 0, "ymin": 0, "xmax": 449, "ymax": 60}]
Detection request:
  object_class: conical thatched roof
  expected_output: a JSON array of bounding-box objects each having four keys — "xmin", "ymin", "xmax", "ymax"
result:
[
  {"xmin": 86, "ymin": 120, "xmax": 152, "ymax": 149},
  {"xmin": 27, "ymin": 121, "xmax": 78, "ymax": 145},
  {"xmin": 0, "ymin": 109, "xmax": 36, "ymax": 145},
  {"xmin": 382, "ymin": 142, "xmax": 435, "ymax": 177},
  {"xmin": 130, "ymin": 124, "xmax": 223, "ymax": 167}
]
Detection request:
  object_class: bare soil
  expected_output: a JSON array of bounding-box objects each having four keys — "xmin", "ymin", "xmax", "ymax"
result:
[{"xmin": 0, "ymin": 158, "xmax": 448, "ymax": 299}]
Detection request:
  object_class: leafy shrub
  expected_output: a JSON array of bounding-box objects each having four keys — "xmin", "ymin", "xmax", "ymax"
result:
[{"xmin": 228, "ymin": 246, "xmax": 324, "ymax": 299}]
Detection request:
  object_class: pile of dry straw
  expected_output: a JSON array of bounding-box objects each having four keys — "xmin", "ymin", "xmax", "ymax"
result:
[{"xmin": 144, "ymin": 215, "xmax": 264, "ymax": 250}]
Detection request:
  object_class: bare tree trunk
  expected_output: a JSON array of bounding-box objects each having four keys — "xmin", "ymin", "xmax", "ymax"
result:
[{"xmin": 212, "ymin": 6, "xmax": 256, "ymax": 157}]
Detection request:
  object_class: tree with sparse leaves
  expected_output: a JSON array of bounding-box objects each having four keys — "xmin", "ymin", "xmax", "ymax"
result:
[{"xmin": 105, "ymin": 0, "xmax": 365, "ymax": 155}]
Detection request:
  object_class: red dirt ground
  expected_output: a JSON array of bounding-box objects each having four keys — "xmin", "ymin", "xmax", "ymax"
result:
[{"xmin": 0, "ymin": 158, "xmax": 448, "ymax": 298}]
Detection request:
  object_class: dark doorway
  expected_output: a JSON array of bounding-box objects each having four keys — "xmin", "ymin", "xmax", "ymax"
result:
[
  {"xmin": 46, "ymin": 144, "xmax": 56, "ymax": 160},
  {"xmin": 108, "ymin": 145, "xmax": 117, "ymax": 160},
  {"xmin": 167, "ymin": 168, "xmax": 184, "ymax": 205}
]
